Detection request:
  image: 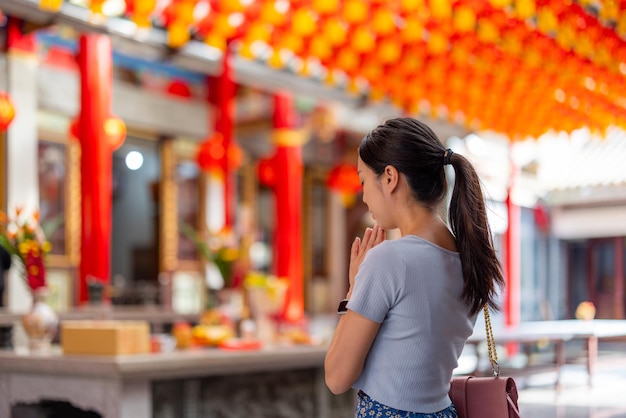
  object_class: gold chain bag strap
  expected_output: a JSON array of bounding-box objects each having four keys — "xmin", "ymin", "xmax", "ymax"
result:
[
  {"xmin": 484, "ymin": 305, "xmax": 500, "ymax": 376},
  {"xmin": 448, "ymin": 306, "xmax": 521, "ymax": 418}
]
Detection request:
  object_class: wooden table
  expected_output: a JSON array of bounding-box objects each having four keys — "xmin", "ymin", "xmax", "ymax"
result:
[{"xmin": 467, "ymin": 319, "xmax": 626, "ymax": 390}]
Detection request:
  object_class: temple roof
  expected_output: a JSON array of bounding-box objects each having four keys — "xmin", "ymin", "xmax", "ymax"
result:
[{"xmin": 536, "ymin": 127, "xmax": 626, "ymax": 205}]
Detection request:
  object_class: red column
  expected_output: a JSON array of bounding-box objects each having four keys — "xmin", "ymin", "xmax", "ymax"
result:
[
  {"xmin": 504, "ymin": 163, "xmax": 521, "ymax": 328},
  {"xmin": 262, "ymin": 93, "xmax": 305, "ymax": 322},
  {"xmin": 76, "ymin": 34, "xmax": 114, "ymax": 303}
]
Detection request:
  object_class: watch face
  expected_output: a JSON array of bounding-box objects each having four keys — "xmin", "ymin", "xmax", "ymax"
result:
[{"xmin": 338, "ymin": 299, "xmax": 349, "ymax": 314}]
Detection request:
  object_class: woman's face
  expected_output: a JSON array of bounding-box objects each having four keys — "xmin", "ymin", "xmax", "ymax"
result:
[{"xmin": 357, "ymin": 156, "xmax": 387, "ymax": 226}]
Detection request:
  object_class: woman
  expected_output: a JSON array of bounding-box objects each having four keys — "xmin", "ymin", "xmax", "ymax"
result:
[{"xmin": 324, "ymin": 117, "xmax": 504, "ymax": 417}]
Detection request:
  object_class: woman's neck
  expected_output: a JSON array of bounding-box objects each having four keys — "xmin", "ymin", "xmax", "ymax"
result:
[{"xmin": 399, "ymin": 208, "xmax": 457, "ymax": 252}]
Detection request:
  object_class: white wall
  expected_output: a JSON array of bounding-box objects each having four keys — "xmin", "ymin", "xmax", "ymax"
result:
[
  {"xmin": 37, "ymin": 65, "xmax": 211, "ymax": 139},
  {"xmin": 551, "ymin": 204, "xmax": 626, "ymax": 239},
  {"xmin": 5, "ymin": 50, "xmax": 41, "ymax": 311}
]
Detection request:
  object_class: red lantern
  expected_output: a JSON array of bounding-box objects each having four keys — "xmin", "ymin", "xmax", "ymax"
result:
[
  {"xmin": 257, "ymin": 157, "xmax": 276, "ymax": 187},
  {"xmin": 69, "ymin": 118, "xmax": 80, "ymax": 141},
  {"xmin": 0, "ymin": 91, "xmax": 16, "ymax": 131},
  {"xmin": 197, "ymin": 133, "xmax": 226, "ymax": 173},
  {"xmin": 327, "ymin": 162, "xmax": 361, "ymax": 206}
]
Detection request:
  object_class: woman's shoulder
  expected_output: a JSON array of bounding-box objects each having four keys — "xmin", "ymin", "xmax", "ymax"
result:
[
  {"xmin": 366, "ymin": 235, "xmax": 459, "ymax": 262},
  {"xmin": 400, "ymin": 235, "xmax": 459, "ymax": 256}
]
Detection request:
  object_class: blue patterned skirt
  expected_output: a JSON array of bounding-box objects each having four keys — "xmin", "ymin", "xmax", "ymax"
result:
[{"xmin": 355, "ymin": 390, "xmax": 457, "ymax": 418}]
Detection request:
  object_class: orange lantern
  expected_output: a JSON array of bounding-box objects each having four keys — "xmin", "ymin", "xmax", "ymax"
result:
[
  {"xmin": 126, "ymin": 0, "xmax": 157, "ymax": 28},
  {"xmin": 515, "ymin": 0, "xmax": 536, "ymax": 19},
  {"xmin": 343, "ymin": 0, "xmax": 369, "ymax": 24},
  {"xmin": 430, "ymin": 0, "xmax": 452, "ymax": 20},
  {"xmin": 0, "ymin": 92, "xmax": 16, "ymax": 131},
  {"xmin": 105, "ymin": 115, "xmax": 127, "ymax": 150},
  {"xmin": 292, "ymin": 8, "xmax": 317, "ymax": 37},
  {"xmin": 312, "ymin": 0, "xmax": 339, "ymax": 15},
  {"xmin": 351, "ymin": 26, "xmax": 376, "ymax": 54},
  {"xmin": 39, "ymin": 0, "xmax": 63, "ymax": 11},
  {"xmin": 227, "ymin": 142, "xmax": 243, "ymax": 170},
  {"xmin": 371, "ymin": 8, "xmax": 396, "ymax": 36},
  {"xmin": 89, "ymin": 0, "xmax": 106, "ymax": 14},
  {"xmin": 163, "ymin": 0, "xmax": 197, "ymax": 48}
]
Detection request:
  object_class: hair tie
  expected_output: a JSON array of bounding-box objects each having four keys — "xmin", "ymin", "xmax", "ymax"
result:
[{"xmin": 443, "ymin": 149, "xmax": 454, "ymax": 166}]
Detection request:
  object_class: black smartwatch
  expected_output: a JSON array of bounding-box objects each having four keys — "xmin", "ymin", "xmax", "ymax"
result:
[{"xmin": 337, "ymin": 299, "xmax": 349, "ymax": 315}]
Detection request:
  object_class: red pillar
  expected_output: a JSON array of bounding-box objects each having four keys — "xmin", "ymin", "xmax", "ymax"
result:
[
  {"xmin": 265, "ymin": 93, "xmax": 305, "ymax": 322},
  {"xmin": 76, "ymin": 34, "xmax": 114, "ymax": 303},
  {"xmin": 504, "ymin": 162, "xmax": 521, "ymax": 328}
]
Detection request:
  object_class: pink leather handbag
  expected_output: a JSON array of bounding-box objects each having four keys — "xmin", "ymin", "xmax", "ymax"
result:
[
  {"xmin": 449, "ymin": 306, "xmax": 521, "ymax": 418},
  {"xmin": 449, "ymin": 375, "xmax": 520, "ymax": 418}
]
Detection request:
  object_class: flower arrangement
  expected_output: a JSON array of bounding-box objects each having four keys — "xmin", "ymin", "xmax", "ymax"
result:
[
  {"xmin": 244, "ymin": 271, "xmax": 288, "ymax": 318},
  {"xmin": 0, "ymin": 207, "xmax": 51, "ymax": 292},
  {"xmin": 180, "ymin": 222, "xmax": 242, "ymax": 288}
]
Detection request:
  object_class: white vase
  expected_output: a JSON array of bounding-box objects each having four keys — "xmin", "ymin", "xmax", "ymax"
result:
[{"xmin": 21, "ymin": 287, "xmax": 59, "ymax": 354}]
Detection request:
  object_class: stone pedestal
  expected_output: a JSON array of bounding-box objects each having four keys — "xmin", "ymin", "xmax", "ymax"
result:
[{"xmin": 0, "ymin": 344, "xmax": 355, "ymax": 418}]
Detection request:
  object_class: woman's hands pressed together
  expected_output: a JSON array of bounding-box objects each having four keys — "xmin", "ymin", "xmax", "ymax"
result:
[
  {"xmin": 347, "ymin": 225, "xmax": 386, "ymax": 299},
  {"xmin": 325, "ymin": 224, "xmax": 386, "ymax": 395}
]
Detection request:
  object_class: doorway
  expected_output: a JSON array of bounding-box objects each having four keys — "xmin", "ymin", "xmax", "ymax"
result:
[
  {"xmin": 566, "ymin": 237, "xmax": 626, "ymax": 319},
  {"xmin": 111, "ymin": 136, "xmax": 160, "ymax": 304}
]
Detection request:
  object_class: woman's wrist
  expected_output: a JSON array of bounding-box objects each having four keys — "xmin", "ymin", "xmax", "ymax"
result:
[{"xmin": 337, "ymin": 299, "xmax": 349, "ymax": 315}]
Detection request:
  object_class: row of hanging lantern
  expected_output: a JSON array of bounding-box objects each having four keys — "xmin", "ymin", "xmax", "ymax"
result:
[
  {"xmin": 36, "ymin": 0, "xmax": 626, "ymax": 139},
  {"xmin": 155, "ymin": 0, "xmax": 626, "ymax": 138}
]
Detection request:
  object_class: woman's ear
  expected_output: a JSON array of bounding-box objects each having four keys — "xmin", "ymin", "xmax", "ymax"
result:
[{"xmin": 383, "ymin": 165, "xmax": 399, "ymax": 191}]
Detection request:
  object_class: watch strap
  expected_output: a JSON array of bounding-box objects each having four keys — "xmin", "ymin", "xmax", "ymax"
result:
[{"xmin": 337, "ymin": 299, "xmax": 349, "ymax": 315}]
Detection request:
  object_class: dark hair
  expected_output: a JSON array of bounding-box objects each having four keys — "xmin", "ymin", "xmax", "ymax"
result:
[{"xmin": 359, "ymin": 117, "xmax": 504, "ymax": 315}]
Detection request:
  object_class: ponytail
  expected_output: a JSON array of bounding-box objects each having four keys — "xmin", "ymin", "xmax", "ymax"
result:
[{"xmin": 447, "ymin": 154, "xmax": 505, "ymax": 316}]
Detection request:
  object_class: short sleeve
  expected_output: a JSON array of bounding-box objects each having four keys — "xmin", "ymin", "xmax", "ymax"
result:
[{"xmin": 347, "ymin": 243, "xmax": 405, "ymax": 323}]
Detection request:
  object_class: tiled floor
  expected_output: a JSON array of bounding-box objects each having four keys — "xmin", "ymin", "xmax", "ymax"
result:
[{"xmin": 517, "ymin": 350, "xmax": 626, "ymax": 418}]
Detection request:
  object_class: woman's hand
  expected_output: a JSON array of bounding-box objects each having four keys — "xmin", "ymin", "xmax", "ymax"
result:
[
  {"xmin": 347, "ymin": 225, "xmax": 385, "ymax": 298},
  {"xmin": 325, "ymin": 225, "xmax": 385, "ymax": 394}
]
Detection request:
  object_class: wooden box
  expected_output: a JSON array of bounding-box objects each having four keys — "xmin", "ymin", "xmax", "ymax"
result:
[{"xmin": 61, "ymin": 320, "xmax": 150, "ymax": 355}]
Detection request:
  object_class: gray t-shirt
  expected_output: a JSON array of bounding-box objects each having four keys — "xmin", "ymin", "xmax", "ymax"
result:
[{"xmin": 348, "ymin": 235, "xmax": 476, "ymax": 413}]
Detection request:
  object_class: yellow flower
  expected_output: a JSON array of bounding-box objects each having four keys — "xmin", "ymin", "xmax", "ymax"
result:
[
  {"xmin": 221, "ymin": 247, "xmax": 239, "ymax": 262},
  {"xmin": 18, "ymin": 241, "xmax": 30, "ymax": 255}
]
